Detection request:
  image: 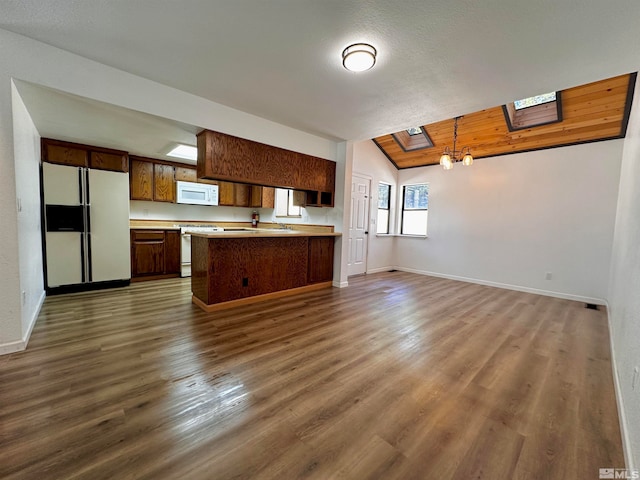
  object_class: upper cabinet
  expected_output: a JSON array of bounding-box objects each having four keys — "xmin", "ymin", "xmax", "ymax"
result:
[
  {"xmin": 130, "ymin": 156, "xmax": 175, "ymax": 203},
  {"xmin": 128, "ymin": 156, "xmax": 275, "ymax": 208},
  {"xmin": 42, "ymin": 138, "xmax": 128, "ymax": 173},
  {"xmin": 197, "ymin": 130, "xmax": 335, "ymax": 207}
]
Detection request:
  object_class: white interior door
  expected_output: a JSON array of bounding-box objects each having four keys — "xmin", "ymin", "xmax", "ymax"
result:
[
  {"xmin": 89, "ymin": 169, "xmax": 131, "ymax": 282},
  {"xmin": 348, "ymin": 174, "xmax": 370, "ymax": 276}
]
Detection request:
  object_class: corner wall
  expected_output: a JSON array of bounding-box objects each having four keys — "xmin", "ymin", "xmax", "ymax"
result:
[
  {"xmin": 394, "ymin": 140, "xmax": 623, "ymax": 303},
  {"xmin": 11, "ymin": 82, "xmax": 45, "ymax": 352},
  {"xmin": 608, "ymin": 73, "xmax": 640, "ymax": 470}
]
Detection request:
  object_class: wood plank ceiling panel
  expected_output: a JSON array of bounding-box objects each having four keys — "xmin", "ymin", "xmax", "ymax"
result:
[{"xmin": 373, "ymin": 73, "xmax": 635, "ymax": 169}]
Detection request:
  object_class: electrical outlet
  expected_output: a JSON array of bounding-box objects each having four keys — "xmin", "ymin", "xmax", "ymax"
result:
[
  {"xmin": 633, "ymin": 366, "xmax": 639, "ymax": 390},
  {"xmin": 545, "ymin": 272, "xmax": 553, "ymax": 280},
  {"xmin": 17, "ymin": 197, "xmax": 22, "ymax": 212},
  {"xmin": 21, "ymin": 291, "xmax": 26, "ymax": 305}
]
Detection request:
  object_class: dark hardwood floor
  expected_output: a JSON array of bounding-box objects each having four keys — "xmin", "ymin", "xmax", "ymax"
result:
[{"xmin": 0, "ymin": 272, "xmax": 623, "ymax": 479}]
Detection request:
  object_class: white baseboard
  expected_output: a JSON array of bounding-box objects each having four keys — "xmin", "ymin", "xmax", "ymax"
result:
[
  {"xmin": 366, "ymin": 266, "xmax": 395, "ymax": 274},
  {"xmin": 0, "ymin": 290, "xmax": 45, "ymax": 356},
  {"xmin": 394, "ymin": 267, "xmax": 607, "ymax": 305},
  {"xmin": 606, "ymin": 301, "xmax": 635, "ymax": 471},
  {"xmin": 332, "ymin": 280, "xmax": 349, "ymax": 288}
]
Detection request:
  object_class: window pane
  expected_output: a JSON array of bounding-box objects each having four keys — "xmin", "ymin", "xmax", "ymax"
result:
[
  {"xmin": 378, "ymin": 183, "xmax": 390, "ymax": 209},
  {"xmin": 288, "ymin": 191, "xmax": 301, "ymax": 216},
  {"xmin": 404, "ymin": 184, "xmax": 428, "ymax": 210},
  {"xmin": 275, "ymin": 188, "xmax": 288, "ymax": 216},
  {"xmin": 402, "ymin": 210, "xmax": 428, "ymax": 235},
  {"xmin": 377, "ymin": 209, "xmax": 389, "ymax": 234}
]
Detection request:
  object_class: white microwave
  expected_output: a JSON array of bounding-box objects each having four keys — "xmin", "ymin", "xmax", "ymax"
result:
[{"xmin": 176, "ymin": 181, "xmax": 219, "ymax": 206}]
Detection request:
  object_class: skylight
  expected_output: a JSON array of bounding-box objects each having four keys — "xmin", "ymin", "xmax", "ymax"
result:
[
  {"xmin": 514, "ymin": 92, "xmax": 557, "ymax": 110},
  {"xmin": 166, "ymin": 144, "xmax": 198, "ymax": 161},
  {"xmin": 406, "ymin": 127, "xmax": 423, "ymax": 136}
]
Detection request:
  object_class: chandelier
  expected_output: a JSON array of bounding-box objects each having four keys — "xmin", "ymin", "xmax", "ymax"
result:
[{"xmin": 439, "ymin": 116, "xmax": 473, "ymax": 170}]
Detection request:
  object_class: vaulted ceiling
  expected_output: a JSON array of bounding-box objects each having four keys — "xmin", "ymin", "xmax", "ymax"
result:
[
  {"xmin": 2, "ymin": 1, "xmax": 640, "ymax": 142},
  {"xmin": 373, "ymin": 74, "xmax": 636, "ymax": 169}
]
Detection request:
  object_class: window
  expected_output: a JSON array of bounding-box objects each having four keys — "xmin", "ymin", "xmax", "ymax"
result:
[
  {"xmin": 406, "ymin": 127, "xmax": 423, "ymax": 136},
  {"xmin": 401, "ymin": 184, "xmax": 428, "ymax": 235},
  {"xmin": 503, "ymin": 91, "xmax": 561, "ymax": 131},
  {"xmin": 275, "ymin": 188, "xmax": 301, "ymax": 217},
  {"xmin": 514, "ymin": 92, "xmax": 556, "ymax": 110},
  {"xmin": 377, "ymin": 183, "xmax": 391, "ymax": 234},
  {"xmin": 392, "ymin": 127, "xmax": 433, "ymax": 152}
]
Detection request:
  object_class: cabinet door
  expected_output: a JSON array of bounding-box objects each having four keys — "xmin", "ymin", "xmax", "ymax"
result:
[
  {"xmin": 234, "ymin": 184, "xmax": 251, "ymax": 207},
  {"xmin": 89, "ymin": 151, "xmax": 128, "ymax": 173},
  {"xmin": 261, "ymin": 187, "xmax": 275, "ymax": 209},
  {"xmin": 250, "ymin": 186, "xmax": 263, "ymax": 208},
  {"xmin": 308, "ymin": 237, "xmax": 334, "ymax": 283},
  {"xmin": 44, "ymin": 142, "xmax": 88, "ymax": 167},
  {"xmin": 130, "ymin": 159, "xmax": 154, "ymax": 201},
  {"xmin": 218, "ymin": 181, "xmax": 235, "ymax": 206},
  {"xmin": 164, "ymin": 230, "xmax": 181, "ymax": 274},
  {"xmin": 131, "ymin": 230, "xmax": 165, "ymax": 277},
  {"xmin": 175, "ymin": 166, "xmax": 197, "ymax": 182},
  {"xmin": 154, "ymin": 164, "xmax": 176, "ymax": 202}
]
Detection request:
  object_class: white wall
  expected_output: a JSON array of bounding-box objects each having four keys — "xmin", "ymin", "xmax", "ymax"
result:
[
  {"xmin": 0, "ymin": 27, "xmax": 339, "ymax": 353},
  {"xmin": 352, "ymin": 140, "xmax": 398, "ymax": 273},
  {"xmin": 393, "ymin": 140, "xmax": 623, "ymax": 303},
  {"xmin": 11, "ymin": 82, "xmax": 45, "ymax": 349},
  {"xmin": 608, "ymin": 74, "xmax": 640, "ymax": 470}
]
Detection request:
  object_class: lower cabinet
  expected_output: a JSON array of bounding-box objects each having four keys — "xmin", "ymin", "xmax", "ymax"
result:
[
  {"xmin": 308, "ymin": 237, "xmax": 334, "ymax": 283},
  {"xmin": 130, "ymin": 229, "xmax": 181, "ymax": 281}
]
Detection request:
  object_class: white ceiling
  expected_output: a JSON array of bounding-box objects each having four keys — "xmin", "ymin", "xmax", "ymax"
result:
[{"xmin": 3, "ymin": 0, "xmax": 640, "ymax": 142}]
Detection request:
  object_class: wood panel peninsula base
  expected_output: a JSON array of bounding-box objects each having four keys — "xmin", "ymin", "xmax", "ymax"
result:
[{"xmin": 190, "ymin": 231, "xmax": 340, "ymax": 312}]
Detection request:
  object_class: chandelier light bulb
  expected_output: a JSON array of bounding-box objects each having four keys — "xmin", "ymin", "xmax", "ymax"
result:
[{"xmin": 462, "ymin": 153, "xmax": 474, "ymax": 166}]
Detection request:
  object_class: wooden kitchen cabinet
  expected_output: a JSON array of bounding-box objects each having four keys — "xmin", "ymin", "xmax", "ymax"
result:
[
  {"xmin": 130, "ymin": 159, "xmax": 154, "ymax": 201},
  {"xmin": 234, "ymin": 184, "xmax": 251, "ymax": 207},
  {"xmin": 89, "ymin": 151, "xmax": 128, "ymax": 173},
  {"xmin": 175, "ymin": 166, "xmax": 197, "ymax": 182},
  {"xmin": 130, "ymin": 230, "xmax": 165, "ymax": 277},
  {"xmin": 43, "ymin": 142, "xmax": 88, "ymax": 167},
  {"xmin": 196, "ymin": 129, "xmax": 335, "ymax": 207},
  {"xmin": 218, "ymin": 181, "xmax": 236, "ymax": 206},
  {"xmin": 42, "ymin": 138, "xmax": 129, "ymax": 172},
  {"xmin": 131, "ymin": 229, "xmax": 181, "ymax": 281},
  {"xmin": 308, "ymin": 236, "xmax": 334, "ymax": 283},
  {"xmin": 250, "ymin": 186, "xmax": 275, "ymax": 208},
  {"xmin": 164, "ymin": 230, "xmax": 181, "ymax": 274},
  {"xmin": 154, "ymin": 163, "xmax": 176, "ymax": 202}
]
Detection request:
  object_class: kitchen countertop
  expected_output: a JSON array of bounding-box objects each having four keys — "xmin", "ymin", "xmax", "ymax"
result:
[{"xmin": 190, "ymin": 228, "xmax": 341, "ymax": 238}]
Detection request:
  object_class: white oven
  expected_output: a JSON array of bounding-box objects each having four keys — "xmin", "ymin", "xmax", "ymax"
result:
[
  {"xmin": 176, "ymin": 181, "xmax": 219, "ymax": 206},
  {"xmin": 179, "ymin": 225, "xmax": 224, "ymax": 277}
]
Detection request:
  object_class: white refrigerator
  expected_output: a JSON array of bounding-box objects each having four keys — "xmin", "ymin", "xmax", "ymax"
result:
[{"xmin": 43, "ymin": 163, "xmax": 131, "ymax": 291}]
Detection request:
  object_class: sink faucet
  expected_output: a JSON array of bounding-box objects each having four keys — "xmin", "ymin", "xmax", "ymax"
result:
[{"xmin": 277, "ymin": 222, "xmax": 290, "ymax": 229}]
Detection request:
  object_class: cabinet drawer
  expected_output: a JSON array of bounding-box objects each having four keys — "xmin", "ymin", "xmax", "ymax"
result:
[{"xmin": 131, "ymin": 230, "xmax": 165, "ymax": 242}]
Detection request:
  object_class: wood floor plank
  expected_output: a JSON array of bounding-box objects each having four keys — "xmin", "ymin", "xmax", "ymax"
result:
[{"xmin": 0, "ymin": 272, "xmax": 624, "ymax": 479}]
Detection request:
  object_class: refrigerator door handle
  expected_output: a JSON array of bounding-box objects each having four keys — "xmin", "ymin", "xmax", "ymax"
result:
[
  {"xmin": 80, "ymin": 232, "xmax": 86, "ymax": 283},
  {"xmin": 78, "ymin": 168, "xmax": 83, "ymax": 204}
]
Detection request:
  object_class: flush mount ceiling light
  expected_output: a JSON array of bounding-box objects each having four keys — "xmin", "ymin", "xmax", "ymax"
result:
[
  {"xmin": 342, "ymin": 43, "xmax": 377, "ymax": 72},
  {"xmin": 439, "ymin": 116, "xmax": 473, "ymax": 170}
]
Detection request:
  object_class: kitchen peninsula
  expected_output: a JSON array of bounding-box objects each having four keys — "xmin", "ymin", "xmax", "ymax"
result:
[{"xmin": 190, "ymin": 228, "xmax": 340, "ymax": 311}]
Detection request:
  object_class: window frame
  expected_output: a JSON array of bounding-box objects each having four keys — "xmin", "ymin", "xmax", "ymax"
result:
[
  {"xmin": 400, "ymin": 183, "xmax": 429, "ymax": 236},
  {"xmin": 376, "ymin": 182, "xmax": 391, "ymax": 234}
]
